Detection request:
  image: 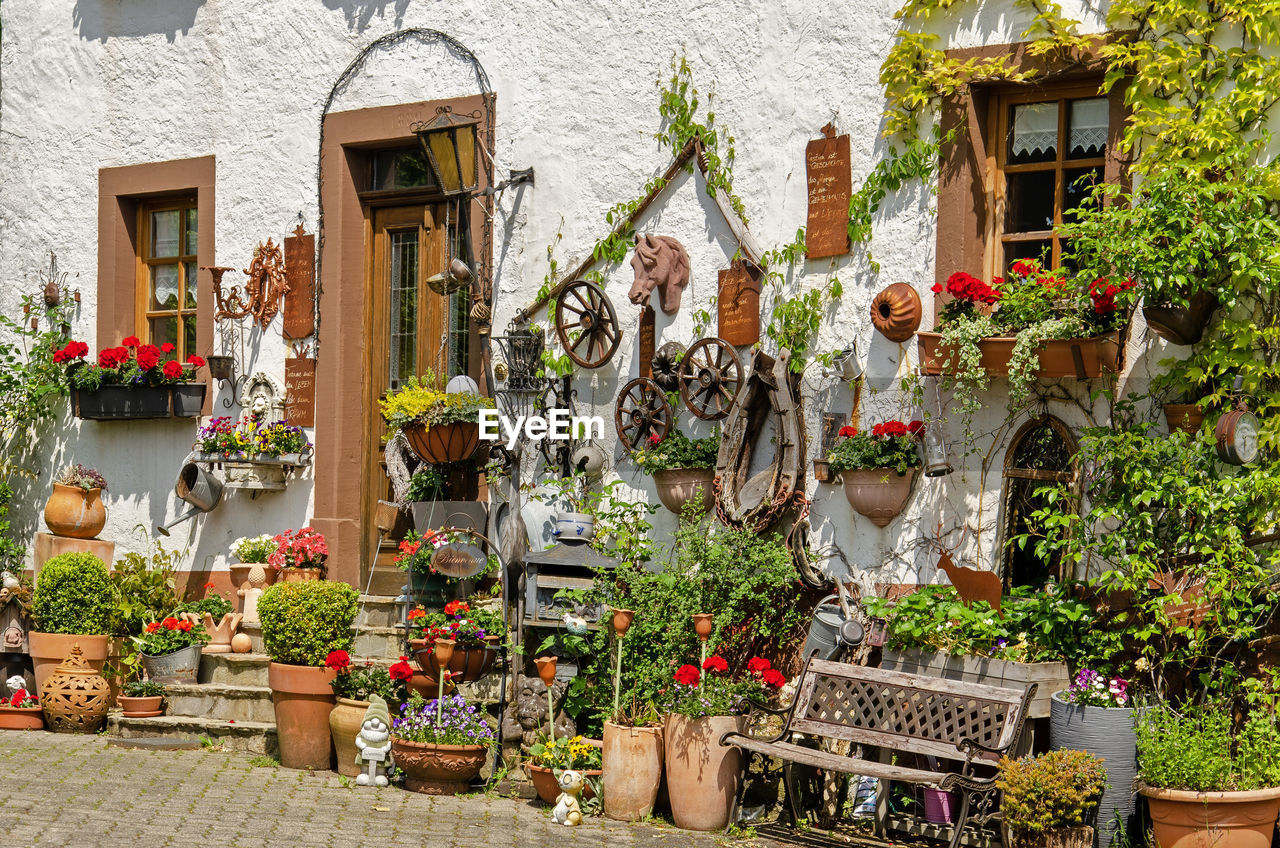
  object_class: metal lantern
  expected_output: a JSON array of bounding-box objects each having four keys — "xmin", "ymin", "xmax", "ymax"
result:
[
  {"xmin": 413, "ymin": 106, "xmax": 480, "ymax": 195},
  {"xmin": 922, "ymin": 377, "xmax": 954, "ymax": 477}
]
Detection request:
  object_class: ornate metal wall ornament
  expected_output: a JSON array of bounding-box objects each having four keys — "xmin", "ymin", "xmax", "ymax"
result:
[
  {"xmin": 244, "ymin": 239, "xmax": 290, "ymax": 328},
  {"xmin": 628, "ymin": 235, "xmax": 690, "ymax": 315},
  {"xmin": 210, "ymin": 265, "xmax": 251, "ymax": 321}
]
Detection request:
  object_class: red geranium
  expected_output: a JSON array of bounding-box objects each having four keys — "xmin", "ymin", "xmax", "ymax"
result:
[
  {"xmin": 762, "ymin": 669, "xmax": 787, "ymax": 688},
  {"xmin": 746, "ymin": 657, "xmax": 771, "ymax": 674},
  {"xmin": 162, "ymin": 360, "xmax": 183, "ymax": 380},
  {"xmin": 389, "ymin": 656, "xmax": 414, "ymax": 682},
  {"xmin": 931, "ymin": 282, "xmax": 943, "ymax": 294},
  {"xmin": 1009, "ymin": 259, "xmax": 1041, "ymax": 278},
  {"xmin": 444, "ymin": 600, "xmax": 470, "ymax": 617},
  {"xmin": 945, "ymin": 271, "xmax": 1001, "ymax": 305},
  {"xmin": 186, "ymin": 355, "xmax": 206, "ymax": 368},
  {"xmin": 674, "ymin": 664, "xmax": 701, "ymax": 687},
  {"xmin": 52, "ymin": 340, "xmax": 89, "ymax": 364},
  {"xmin": 145, "ymin": 622, "xmax": 161, "ymax": 634},
  {"xmin": 906, "ymin": 419, "xmax": 925, "ymax": 436},
  {"xmin": 702, "ymin": 655, "xmax": 729, "ymax": 673},
  {"xmin": 161, "ymin": 342, "xmax": 176, "ymax": 354},
  {"xmin": 838, "ymin": 425, "xmax": 858, "ymax": 438},
  {"xmin": 325, "ymin": 650, "xmax": 351, "ymax": 671},
  {"xmin": 1089, "ymin": 276, "xmax": 1136, "ymax": 314},
  {"xmin": 407, "ymin": 608, "xmax": 425, "ymax": 621},
  {"xmin": 872, "ymin": 420, "xmax": 910, "ymax": 438},
  {"xmin": 122, "ymin": 336, "xmax": 140, "ymax": 348},
  {"xmin": 135, "ymin": 344, "xmax": 162, "ymax": 370},
  {"xmin": 161, "ymin": 617, "xmax": 180, "ymax": 630},
  {"xmin": 98, "ymin": 346, "xmax": 129, "ymax": 368},
  {"xmin": 176, "ymin": 620, "xmax": 193, "ymax": 633}
]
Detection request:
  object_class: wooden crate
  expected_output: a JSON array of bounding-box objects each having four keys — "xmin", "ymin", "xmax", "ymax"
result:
[{"xmin": 880, "ymin": 648, "xmax": 1069, "ymax": 719}]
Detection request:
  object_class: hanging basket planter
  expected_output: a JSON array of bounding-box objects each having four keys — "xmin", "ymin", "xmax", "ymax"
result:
[
  {"xmin": 170, "ymin": 382, "xmax": 208, "ymax": 417},
  {"xmin": 402, "ymin": 421, "xmax": 481, "ymax": 465},
  {"xmin": 1142, "ymin": 290, "xmax": 1218, "ymax": 346},
  {"xmin": 195, "ymin": 452, "xmax": 311, "ymax": 492},
  {"xmin": 842, "ymin": 468, "xmax": 917, "ymax": 527},
  {"xmin": 652, "ymin": 468, "xmax": 715, "ymax": 516},
  {"xmin": 917, "ymin": 331, "xmax": 1121, "ymax": 379}
]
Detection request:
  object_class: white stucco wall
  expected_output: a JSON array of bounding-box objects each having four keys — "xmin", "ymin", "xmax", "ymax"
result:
[{"xmin": 0, "ymin": 0, "xmax": 1180, "ymax": 584}]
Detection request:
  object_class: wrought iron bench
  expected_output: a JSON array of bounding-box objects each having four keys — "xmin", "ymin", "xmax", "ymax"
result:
[{"xmin": 720, "ymin": 657, "xmax": 1035, "ymax": 848}]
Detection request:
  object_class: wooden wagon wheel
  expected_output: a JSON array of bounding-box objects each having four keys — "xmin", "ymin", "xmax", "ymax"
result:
[
  {"xmin": 614, "ymin": 378, "xmax": 673, "ymax": 452},
  {"xmin": 678, "ymin": 337, "xmax": 743, "ymax": 421},
  {"xmin": 554, "ymin": 280, "xmax": 622, "ymax": 369}
]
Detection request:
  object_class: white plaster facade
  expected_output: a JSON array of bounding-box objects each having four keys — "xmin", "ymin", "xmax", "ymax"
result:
[{"xmin": 0, "ymin": 0, "xmax": 1183, "ymax": 586}]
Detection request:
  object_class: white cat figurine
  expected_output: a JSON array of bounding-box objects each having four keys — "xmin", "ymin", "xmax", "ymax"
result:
[{"xmin": 551, "ymin": 769, "xmax": 585, "ymax": 827}]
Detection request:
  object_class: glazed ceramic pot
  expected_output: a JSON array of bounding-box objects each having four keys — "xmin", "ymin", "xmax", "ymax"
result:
[
  {"xmin": 42, "ymin": 644, "xmax": 110, "ymax": 733},
  {"xmin": 0, "ymin": 705, "xmax": 45, "ymax": 730},
  {"xmin": 1140, "ymin": 783, "xmax": 1280, "ymax": 848},
  {"xmin": 391, "ymin": 738, "xmax": 487, "ymax": 794},
  {"xmin": 527, "ymin": 764, "xmax": 601, "ymax": 804},
  {"xmin": 268, "ymin": 663, "xmax": 337, "ymax": 770},
  {"xmin": 555, "ymin": 512, "xmax": 595, "ymax": 541},
  {"xmin": 1051, "ymin": 691, "xmax": 1137, "ymax": 848},
  {"xmin": 1164, "ymin": 403, "xmax": 1205, "ymax": 435},
  {"xmin": 329, "ymin": 697, "xmax": 370, "ymax": 777},
  {"xmin": 842, "ymin": 468, "xmax": 917, "ymax": 527},
  {"xmin": 603, "ymin": 721, "xmax": 664, "ymax": 822},
  {"xmin": 402, "ymin": 421, "xmax": 481, "ymax": 465},
  {"xmin": 411, "ymin": 638, "xmax": 498, "ymax": 684},
  {"xmin": 652, "ymin": 468, "xmax": 715, "ymax": 516},
  {"xmin": 280, "ymin": 567, "xmax": 324, "ymax": 583},
  {"xmin": 140, "ymin": 644, "xmax": 203, "ymax": 684},
  {"xmin": 664, "ymin": 714, "xmax": 745, "ymax": 831},
  {"xmin": 43, "ymin": 483, "xmax": 106, "ymax": 539},
  {"xmin": 28, "ymin": 632, "xmax": 110, "ymax": 698},
  {"xmin": 870, "ymin": 282, "xmax": 923, "ymax": 342},
  {"xmin": 118, "ymin": 695, "xmax": 164, "ymax": 718}
]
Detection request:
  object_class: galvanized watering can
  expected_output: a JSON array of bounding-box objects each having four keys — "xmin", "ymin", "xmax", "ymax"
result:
[{"xmin": 157, "ymin": 456, "xmax": 224, "ymax": 536}]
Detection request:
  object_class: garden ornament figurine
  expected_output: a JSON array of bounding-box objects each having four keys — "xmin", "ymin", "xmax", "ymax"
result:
[
  {"xmin": 628, "ymin": 234, "xmax": 690, "ymax": 314},
  {"xmin": 6, "ymin": 674, "xmax": 25, "ymax": 697},
  {"xmin": 551, "ymin": 769, "xmax": 585, "ymax": 826},
  {"xmin": 354, "ymin": 695, "xmax": 392, "ymax": 786}
]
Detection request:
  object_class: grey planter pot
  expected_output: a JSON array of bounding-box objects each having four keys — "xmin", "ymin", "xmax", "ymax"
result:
[
  {"xmin": 140, "ymin": 644, "xmax": 203, "ymax": 684},
  {"xmin": 1050, "ymin": 691, "xmax": 1137, "ymax": 848}
]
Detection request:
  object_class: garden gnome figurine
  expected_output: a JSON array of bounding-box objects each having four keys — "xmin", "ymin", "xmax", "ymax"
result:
[
  {"xmin": 355, "ymin": 694, "xmax": 392, "ymax": 787},
  {"xmin": 552, "ymin": 769, "xmax": 586, "ymax": 826}
]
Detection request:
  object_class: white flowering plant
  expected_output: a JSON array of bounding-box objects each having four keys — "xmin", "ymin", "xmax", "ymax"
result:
[{"xmin": 231, "ymin": 534, "xmax": 276, "ymax": 564}]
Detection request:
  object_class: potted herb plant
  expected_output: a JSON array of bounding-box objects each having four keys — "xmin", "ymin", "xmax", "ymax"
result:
[
  {"xmin": 43, "ymin": 464, "xmax": 108, "ymax": 539},
  {"xmin": 228, "ymin": 534, "xmax": 278, "ymax": 623},
  {"xmin": 826, "ymin": 420, "xmax": 923, "ymax": 526},
  {"xmin": 269, "ymin": 527, "xmax": 328, "ymax": 582},
  {"xmin": 118, "ymin": 679, "xmax": 165, "ymax": 717},
  {"xmin": 326, "ymin": 649, "xmax": 413, "ymax": 777},
  {"xmin": 526, "ymin": 733, "xmax": 603, "ymax": 804},
  {"xmin": 0, "ymin": 684, "xmax": 43, "ymax": 730},
  {"xmin": 664, "ymin": 653, "xmax": 786, "ymax": 831},
  {"xmin": 379, "ymin": 373, "xmax": 495, "ymax": 465},
  {"xmin": 257, "ymin": 579, "xmax": 359, "ymax": 769},
  {"xmin": 28, "ymin": 552, "xmax": 114, "ymax": 696},
  {"xmin": 997, "ymin": 748, "xmax": 1107, "ymax": 848},
  {"xmin": 1137, "ymin": 701, "xmax": 1280, "ymax": 848},
  {"xmin": 631, "ymin": 429, "xmax": 719, "ymax": 516},
  {"xmin": 134, "ymin": 615, "xmax": 208, "ymax": 683},
  {"xmin": 391, "ymin": 691, "xmax": 496, "ymax": 794},
  {"xmin": 407, "ymin": 601, "xmax": 503, "ymax": 684},
  {"xmin": 1051, "ymin": 669, "xmax": 1138, "ymax": 847}
]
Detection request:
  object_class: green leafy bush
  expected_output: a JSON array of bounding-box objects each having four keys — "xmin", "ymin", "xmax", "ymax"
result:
[
  {"xmin": 32, "ymin": 552, "xmax": 113, "ymax": 635},
  {"xmin": 257, "ymin": 580, "xmax": 358, "ymax": 666},
  {"xmin": 827, "ymin": 420, "xmax": 923, "ymax": 474},
  {"xmin": 1136, "ymin": 704, "xmax": 1280, "ymax": 792},
  {"xmin": 997, "ymin": 749, "xmax": 1106, "ymax": 846},
  {"xmin": 631, "ymin": 429, "xmax": 719, "ymax": 473},
  {"xmin": 110, "ymin": 540, "xmax": 181, "ymax": 637}
]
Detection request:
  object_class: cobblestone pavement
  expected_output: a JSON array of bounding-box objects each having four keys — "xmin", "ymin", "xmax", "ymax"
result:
[{"xmin": 0, "ymin": 734, "xmax": 811, "ymax": 848}]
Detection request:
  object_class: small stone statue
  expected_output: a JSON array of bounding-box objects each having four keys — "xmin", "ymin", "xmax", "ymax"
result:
[
  {"xmin": 354, "ymin": 694, "xmax": 392, "ymax": 787},
  {"xmin": 6, "ymin": 674, "xmax": 26, "ymax": 696},
  {"xmin": 500, "ymin": 673, "xmax": 576, "ymax": 749},
  {"xmin": 552, "ymin": 769, "xmax": 585, "ymax": 826}
]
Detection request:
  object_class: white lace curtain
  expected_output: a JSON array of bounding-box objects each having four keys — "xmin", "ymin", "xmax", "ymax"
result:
[{"xmin": 1010, "ymin": 98, "xmax": 1108, "ymax": 158}]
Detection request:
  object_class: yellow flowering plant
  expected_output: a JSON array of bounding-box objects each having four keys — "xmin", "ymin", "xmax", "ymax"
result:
[
  {"xmin": 379, "ymin": 374, "xmax": 495, "ymax": 432},
  {"xmin": 527, "ymin": 733, "xmax": 601, "ymax": 772}
]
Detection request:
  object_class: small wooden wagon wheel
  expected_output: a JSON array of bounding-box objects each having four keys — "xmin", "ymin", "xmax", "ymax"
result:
[
  {"xmin": 678, "ymin": 337, "xmax": 743, "ymax": 421},
  {"xmin": 614, "ymin": 377, "xmax": 673, "ymax": 451},
  {"xmin": 554, "ymin": 280, "xmax": 622, "ymax": 369}
]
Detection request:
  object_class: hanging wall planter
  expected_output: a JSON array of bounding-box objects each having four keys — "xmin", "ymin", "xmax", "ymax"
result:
[
  {"xmin": 842, "ymin": 468, "xmax": 916, "ymax": 527},
  {"xmin": 195, "ymin": 452, "xmax": 311, "ymax": 492},
  {"xmin": 73, "ymin": 385, "xmax": 171, "ymax": 420},
  {"xmin": 403, "ymin": 421, "xmax": 481, "ymax": 465},
  {"xmin": 1163, "ymin": 403, "xmax": 1205, "ymax": 434},
  {"xmin": 652, "ymin": 468, "xmax": 715, "ymax": 515},
  {"xmin": 917, "ymin": 331, "xmax": 1122, "ymax": 379},
  {"xmin": 1143, "ymin": 290, "xmax": 1218, "ymax": 346},
  {"xmin": 170, "ymin": 382, "xmax": 208, "ymax": 417}
]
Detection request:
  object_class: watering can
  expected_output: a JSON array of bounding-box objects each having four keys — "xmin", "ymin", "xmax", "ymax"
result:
[
  {"xmin": 156, "ymin": 455, "xmax": 224, "ymax": 536},
  {"xmin": 801, "ymin": 583, "xmax": 865, "ymax": 660}
]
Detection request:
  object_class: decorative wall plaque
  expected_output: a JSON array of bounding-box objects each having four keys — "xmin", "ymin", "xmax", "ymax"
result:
[
  {"xmin": 283, "ymin": 225, "xmax": 316, "ymax": 339},
  {"xmin": 805, "ymin": 124, "xmax": 852, "ymax": 259},
  {"xmin": 638, "ymin": 305, "xmax": 655, "ymax": 379},
  {"xmin": 284, "ymin": 358, "xmax": 316, "ymax": 428},
  {"xmin": 717, "ymin": 261, "xmax": 761, "ymax": 347}
]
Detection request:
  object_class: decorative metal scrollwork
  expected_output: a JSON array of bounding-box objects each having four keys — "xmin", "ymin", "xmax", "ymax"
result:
[
  {"xmin": 554, "ymin": 280, "xmax": 621, "ymax": 369},
  {"xmin": 678, "ymin": 337, "xmax": 743, "ymax": 421},
  {"xmin": 614, "ymin": 378, "xmax": 672, "ymax": 452}
]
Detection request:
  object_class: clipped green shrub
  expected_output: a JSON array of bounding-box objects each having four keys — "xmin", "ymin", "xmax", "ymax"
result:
[
  {"xmin": 257, "ymin": 580, "xmax": 357, "ymax": 666},
  {"xmin": 32, "ymin": 552, "xmax": 113, "ymax": 635}
]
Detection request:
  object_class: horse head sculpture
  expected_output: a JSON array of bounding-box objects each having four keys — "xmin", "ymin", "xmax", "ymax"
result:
[{"xmin": 628, "ymin": 234, "xmax": 690, "ymax": 314}]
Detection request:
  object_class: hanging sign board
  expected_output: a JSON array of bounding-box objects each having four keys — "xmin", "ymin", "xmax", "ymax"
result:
[
  {"xmin": 805, "ymin": 125, "xmax": 852, "ymax": 259},
  {"xmin": 283, "ymin": 225, "xmax": 316, "ymax": 339},
  {"xmin": 717, "ymin": 261, "xmax": 762, "ymax": 347},
  {"xmin": 431, "ymin": 542, "xmax": 488, "ymax": 578},
  {"xmin": 638, "ymin": 305, "xmax": 655, "ymax": 379},
  {"xmin": 284, "ymin": 357, "xmax": 316, "ymax": 428}
]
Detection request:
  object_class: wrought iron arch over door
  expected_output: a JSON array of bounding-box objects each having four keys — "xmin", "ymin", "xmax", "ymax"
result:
[{"xmin": 1000, "ymin": 416, "xmax": 1079, "ymax": 590}]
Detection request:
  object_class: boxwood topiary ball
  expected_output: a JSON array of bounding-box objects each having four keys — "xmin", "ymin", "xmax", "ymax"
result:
[
  {"xmin": 257, "ymin": 579, "xmax": 358, "ymax": 666},
  {"xmin": 32, "ymin": 552, "xmax": 113, "ymax": 635}
]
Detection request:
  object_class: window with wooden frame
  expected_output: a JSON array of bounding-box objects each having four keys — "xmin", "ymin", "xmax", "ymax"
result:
[
  {"xmin": 135, "ymin": 197, "xmax": 199, "ymax": 358},
  {"xmin": 989, "ymin": 84, "xmax": 1109, "ymax": 276},
  {"xmin": 1000, "ymin": 416, "xmax": 1078, "ymax": 590}
]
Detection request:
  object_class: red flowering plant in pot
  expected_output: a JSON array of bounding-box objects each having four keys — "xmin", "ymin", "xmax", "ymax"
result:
[
  {"xmin": 269, "ymin": 527, "xmax": 328, "ymax": 581},
  {"xmin": 133, "ymin": 615, "xmax": 209, "ymax": 684},
  {"xmin": 326, "ymin": 649, "xmax": 414, "ymax": 778},
  {"xmin": 59, "ymin": 336, "xmax": 206, "ymax": 418},
  {"xmin": 407, "ymin": 601, "xmax": 504, "ymax": 684},
  {"xmin": 827, "ymin": 420, "xmax": 923, "ymax": 527},
  {"xmin": 0, "ymin": 685, "xmax": 44, "ymax": 730}
]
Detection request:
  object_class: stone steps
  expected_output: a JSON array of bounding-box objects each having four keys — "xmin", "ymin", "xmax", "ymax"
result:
[
  {"xmin": 164, "ymin": 682, "xmax": 275, "ymax": 723},
  {"xmin": 107, "ymin": 714, "xmax": 277, "ymax": 756}
]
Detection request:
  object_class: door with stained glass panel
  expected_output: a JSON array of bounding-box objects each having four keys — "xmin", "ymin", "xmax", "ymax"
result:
[{"xmin": 136, "ymin": 199, "xmax": 199, "ymax": 357}]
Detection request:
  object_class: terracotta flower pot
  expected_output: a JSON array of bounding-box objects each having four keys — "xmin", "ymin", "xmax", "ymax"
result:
[
  {"xmin": 410, "ymin": 638, "xmax": 497, "ymax": 684},
  {"xmin": 279, "ymin": 567, "xmax": 324, "ymax": 583},
  {"xmin": 0, "ymin": 705, "xmax": 45, "ymax": 730},
  {"xmin": 1140, "ymin": 783, "xmax": 1280, "ymax": 848},
  {"xmin": 527, "ymin": 763, "xmax": 601, "ymax": 804},
  {"xmin": 391, "ymin": 738, "xmax": 487, "ymax": 794},
  {"xmin": 664, "ymin": 714, "xmax": 745, "ymax": 831},
  {"xmin": 842, "ymin": 467, "xmax": 917, "ymax": 527},
  {"xmin": 603, "ymin": 721, "xmax": 664, "ymax": 822},
  {"xmin": 1143, "ymin": 291, "xmax": 1219, "ymax": 347},
  {"xmin": 28, "ymin": 632, "xmax": 110, "ymax": 699},
  {"xmin": 1164, "ymin": 403, "xmax": 1205, "ymax": 435},
  {"xmin": 268, "ymin": 662, "xmax": 337, "ymax": 770},
  {"xmin": 611, "ymin": 609, "xmax": 634, "ymax": 637},
  {"xmin": 402, "ymin": 421, "xmax": 481, "ymax": 465},
  {"xmin": 118, "ymin": 695, "xmax": 164, "ymax": 718},
  {"xmin": 329, "ymin": 697, "xmax": 370, "ymax": 777},
  {"xmin": 652, "ymin": 468, "xmax": 716, "ymax": 516},
  {"xmin": 917, "ymin": 331, "xmax": 1121, "ymax": 378},
  {"xmin": 43, "ymin": 483, "xmax": 106, "ymax": 539}
]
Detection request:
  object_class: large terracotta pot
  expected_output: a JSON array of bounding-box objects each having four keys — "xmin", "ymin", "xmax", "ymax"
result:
[
  {"xmin": 1164, "ymin": 403, "xmax": 1205, "ymax": 435},
  {"xmin": 279, "ymin": 567, "xmax": 324, "ymax": 583},
  {"xmin": 43, "ymin": 483, "xmax": 106, "ymax": 539},
  {"xmin": 390, "ymin": 738, "xmax": 487, "ymax": 794},
  {"xmin": 329, "ymin": 697, "xmax": 370, "ymax": 778},
  {"xmin": 1050, "ymin": 692, "xmax": 1137, "ymax": 848},
  {"xmin": 0, "ymin": 705, "xmax": 45, "ymax": 730},
  {"xmin": 268, "ymin": 662, "xmax": 337, "ymax": 770},
  {"xmin": 402, "ymin": 421, "xmax": 481, "ymax": 465},
  {"xmin": 842, "ymin": 468, "xmax": 917, "ymax": 527},
  {"xmin": 664, "ymin": 714, "xmax": 745, "ymax": 831},
  {"xmin": 42, "ymin": 644, "xmax": 110, "ymax": 733},
  {"xmin": 603, "ymin": 721, "xmax": 664, "ymax": 822},
  {"xmin": 652, "ymin": 468, "xmax": 715, "ymax": 516},
  {"xmin": 527, "ymin": 764, "xmax": 601, "ymax": 804},
  {"xmin": 1139, "ymin": 783, "xmax": 1280, "ymax": 848},
  {"xmin": 28, "ymin": 632, "xmax": 110, "ymax": 698},
  {"xmin": 118, "ymin": 695, "xmax": 164, "ymax": 718},
  {"xmin": 411, "ymin": 638, "xmax": 497, "ymax": 684}
]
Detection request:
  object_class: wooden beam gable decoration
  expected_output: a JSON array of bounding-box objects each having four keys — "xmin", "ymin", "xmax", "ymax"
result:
[
  {"xmin": 283, "ymin": 225, "xmax": 316, "ymax": 339},
  {"xmin": 805, "ymin": 123, "xmax": 852, "ymax": 259}
]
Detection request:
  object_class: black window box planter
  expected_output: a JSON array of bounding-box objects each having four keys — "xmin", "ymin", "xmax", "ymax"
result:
[{"xmin": 73, "ymin": 383, "xmax": 207, "ymax": 420}]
